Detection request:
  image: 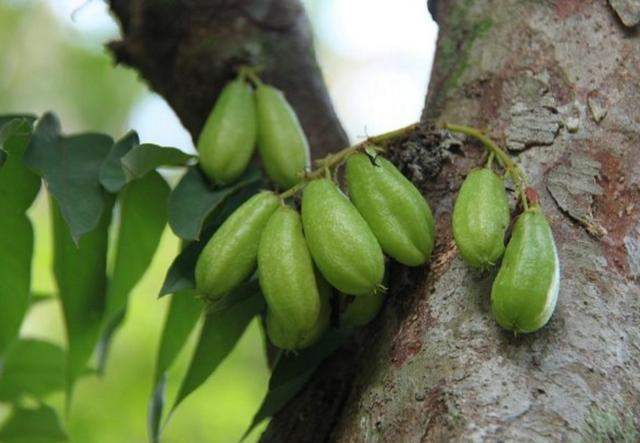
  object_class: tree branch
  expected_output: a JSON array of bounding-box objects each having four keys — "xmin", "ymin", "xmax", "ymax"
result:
[{"xmin": 107, "ymin": 0, "xmax": 348, "ymax": 157}]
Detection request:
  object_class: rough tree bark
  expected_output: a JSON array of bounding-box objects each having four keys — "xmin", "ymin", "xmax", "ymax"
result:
[{"xmin": 109, "ymin": 0, "xmax": 640, "ymax": 441}]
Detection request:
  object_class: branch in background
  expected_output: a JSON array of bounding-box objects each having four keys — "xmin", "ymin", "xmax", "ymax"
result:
[{"xmin": 108, "ymin": 0, "xmax": 348, "ymax": 157}]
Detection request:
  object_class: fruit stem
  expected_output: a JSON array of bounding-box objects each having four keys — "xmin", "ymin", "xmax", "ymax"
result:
[
  {"xmin": 238, "ymin": 65, "xmax": 264, "ymax": 87},
  {"xmin": 486, "ymin": 152, "xmax": 495, "ymax": 169},
  {"xmin": 278, "ymin": 122, "xmax": 419, "ymax": 199},
  {"xmin": 441, "ymin": 123, "xmax": 530, "ymax": 211}
]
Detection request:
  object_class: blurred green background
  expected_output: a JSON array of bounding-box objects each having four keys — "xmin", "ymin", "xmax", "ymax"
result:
[{"xmin": 0, "ymin": 1, "xmax": 436, "ymax": 441}]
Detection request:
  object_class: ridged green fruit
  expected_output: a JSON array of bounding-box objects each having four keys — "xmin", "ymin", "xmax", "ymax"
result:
[
  {"xmin": 491, "ymin": 208, "xmax": 560, "ymax": 333},
  {"xmin": 195, "ymin": 191, "xmax": 279, "ymax": 301},
  {"xmin": 258, "ymin": 206, "xmax": 321, "ymax": 350},
  {"xmin": 301, "ymin": 179, "xmax": 385, "ymax": 295},
  {"xmin": 267, "ymin": 273, "xmax": 332, "ymax": 350},
  {"xmin": 197, "ymin": 79, "xmax": 256, "ymax": 184},
  {"xmin": 452, "ymin": 168, "xmax": 510, "ymax": 267},
  {"xmin": 340, "ymin": 289, "xmax": 385, "ymax": 327},
  {"xmin": 346, "ymin": 153, "xmax": 436, "ymax": 266},
  {"xmin": 255, "ymin": 84, "xmax": 310, "ymax": 188}
]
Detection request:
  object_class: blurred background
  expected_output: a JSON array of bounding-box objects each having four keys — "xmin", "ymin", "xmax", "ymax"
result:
[{"xmin": 0, "ymin": 0, "xmax": 437, "ymax": 441}]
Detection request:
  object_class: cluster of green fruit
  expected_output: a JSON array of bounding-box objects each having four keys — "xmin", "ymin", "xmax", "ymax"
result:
[
  {"xmin": 196, "ymin": 72, "xmax": 309, "ymax": 188},
  {"xmin": 447, "ymin": 124, "xmax": 559, "ymax": 334},
  {"xmin": 194, "ymin": 73, "xmax": 435, "ymax": 350},
  {"xmin": 195, "ymin": 159, "xmax": 434, "ymax": 351},
  {"xmin": 192, "ymin": 72, "xmax": 560, "ymax": 350}
]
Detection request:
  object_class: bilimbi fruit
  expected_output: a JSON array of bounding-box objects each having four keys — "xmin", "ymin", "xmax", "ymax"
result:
[
  {"xmin": 258, "ymin": 206, "xmax": 322, "ymax": 350},
  {"xmin": 452, "ymin": 168, "xmax": 510, "ymax": 268},
  {"xmin": 346, "ymin": 153, "xmax": 435, "ymax": 266},
  {"xmin": 301, "ymin": 178, "xmax": 385, "ymax": 296},
  {"xmin": 195, "ymin": 191, "xmax": 279, "ymax": 301},
  {"xmin": 491, "ymin": 207, "xmax": 560, "ymax": 334},
  {"xmin": 197, "ymin": 79, "xmax": 256, "ymax": 185},
  {"xmin": 255, "ymin": 84, "xmax": 310, "ymax": 189}
]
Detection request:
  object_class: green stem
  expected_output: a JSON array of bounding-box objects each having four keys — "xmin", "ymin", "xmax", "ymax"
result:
[
  {"xmin": 278, "ymin": 122, "xmax": 419, "ymax": 199},
  {"xmin": 278, "ymin": 181, "xmax": 305, "ymax": 200},
  {"xmin": 237, "ymin": 65, "xmax": 264, "ymax": 87},
  {"xmin": 486, "ymin": 152, "xmax": 495, "ymax": 169},
  {"xmin": 442, "ymin": 123, "xmax": 529, "ymax": 210}
]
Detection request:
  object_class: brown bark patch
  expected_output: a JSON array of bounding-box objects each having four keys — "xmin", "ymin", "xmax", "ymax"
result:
[
  {"xmin": 389, "ymin": 297, "xmax": 433, "ymax": 369},
  {"xmin": 593, "ymin": 151, "xmax": 640, "ymax": 278},
  {"xmin": 460, "ymin": 76, "xmax": 505, "ymax": 125},
  {"xmin": 553, "ymin": 0, "xmax": 593, "ymax": 19}
]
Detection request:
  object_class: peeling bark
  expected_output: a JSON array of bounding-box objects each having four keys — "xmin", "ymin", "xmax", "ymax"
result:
[{"xmin": 108, "ymin": 0, "xmax": 640, "ymax": 441}]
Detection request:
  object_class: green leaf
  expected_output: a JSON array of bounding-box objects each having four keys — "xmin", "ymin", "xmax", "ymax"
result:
[
  {"xmin": 0, "ymin": 217, "xmax": 34, "ymax": 356},
  {"xmin": 50, "ymin": 195, "xmax": 113, "ymax": 388},
  {"xmin": 149, "ymin": 291, "xmax": 201, "ymax": 443},
  {"xmin": 0, "ymin": 118, "xmax": 40, "ymax": 213},
  {"xmin": 0, "ymin": 114, "xmax": 36, "ymax": 129},
  {"xmin": 159, "ymin": 185, "xmax": 261, "ymax": 296},
  {"xmin": 148, "ymin": 374, "xmax": 167, "ymax": 443},
  {"xmin": 105, "ymin": 171, "xmax": 169, "ymax": 322},
  {"xmin": 0, "ymin": 404, "xmax": 67, "ymax": 443},
  {"xmin": 0, "ymin": 118, "xmax": 40, "ymax": 355},
  {"xmin": 153, "ymin": 292, "xmax": 202, "ymax": 386},
  {"xmin": 94, "ymin": 308, "xmax": 124, "ymax": 375},
  {"xmin": 245, "ymin": 329, "xmax": 348, "ymax": 437},
  {"xmin": 120, "ymin": 143, "xmax": 194, "ymax": 182},
  {"xmin": 95, "ymin": 171, "xmax": 169, "ymax": 372},
  {"xmin": 0, "ymin": 339, "xmax": 66, "ymax": 402},
  {"xmin": 158, "ymin": 241, "xmax": 201, "ymax": 296},
  {"xmin": 168, "ymin": 166, "xmax": 262, "ymax": 241},
  {"xmin": 24, "ymin": 113, "xmax": 113, "ymax": 243},
  {"xmin": 99, "ymin": 130, "xmax": 140, "ymax": 193},
  {"xmin": 172, "ymin": 281, "xmax": 264, "ymax": 412}
]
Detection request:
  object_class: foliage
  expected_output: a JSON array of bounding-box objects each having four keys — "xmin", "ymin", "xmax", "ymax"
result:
[{"xmin": 0, "ymin": 111, "xmax": 330, "ymax": 442}]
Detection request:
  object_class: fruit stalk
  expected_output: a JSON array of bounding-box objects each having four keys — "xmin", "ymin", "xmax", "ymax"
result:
[
  {"xmin": 278, "ymin": 122, "xmax": 419, "ymax": 199},
  {"xmin": 442, "ymin": 123, "xmax": 530, "ymax": 211}
]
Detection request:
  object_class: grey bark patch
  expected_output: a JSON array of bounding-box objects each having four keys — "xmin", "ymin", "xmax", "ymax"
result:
[
  {"xmin": 506, "ymin": 104, "xmax": 562, "ymax": 151},
  {"xmin": 505, "ymin": 73, "xmax": 562, "ymax": 151},
  {"xmin": 547, "ymin": 154, "xmax": 608, "ymax": 237},
  {"xmin": 608, "ymin": 0, "xmax": 640, "ymax": 27},
  {"xmin": 624, "ymin": 224, "xmax": 640, "ymax": 279}
]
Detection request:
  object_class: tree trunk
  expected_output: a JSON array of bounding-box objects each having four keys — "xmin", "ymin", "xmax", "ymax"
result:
[{"xmin": 109, "ymin": 0, "xmax": 640, "ymax": 441}]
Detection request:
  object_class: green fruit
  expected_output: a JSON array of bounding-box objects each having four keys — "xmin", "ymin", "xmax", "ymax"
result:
[
  {"xmin": 452, "ymin": 168, "xmax": 510, "ymax": 267},
  {"xmin": 340, "ymin": 288, "xmax": 385, "ymax": 327},
  {"xmin": 267, "ymin": 272, "xmax": 332, "ymax": 350},
  {"xmin": 258, "ymin": 206, "xmax": 321, "ymax": 348},
  {"xmin": 301, "ymin": 179, "xmax": 385, "ymax": 295},
  {"xmin": 491, "ymin": 208, "xmax": 560, "ymax": 333},
  {"xmin": 197, "ymin": 79, "xmax": 256, "ymax": 184},
  {"xmin": 255, "ymin": 84, "xmax": 310, "ymax": 188},
  {"xmin": 195, "ymin": 191, "xmax": 279, "ymax": 300},
  {"xmin": 345, "ymin": 153, "xmax": 436, "ymax": 266}
]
